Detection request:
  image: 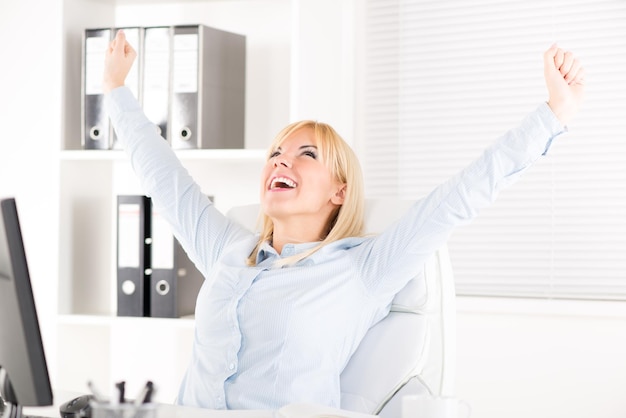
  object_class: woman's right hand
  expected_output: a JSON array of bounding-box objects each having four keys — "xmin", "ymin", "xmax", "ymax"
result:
[{"xmin": 103, "ymin": 29, "xmax": 137, "ymax": 94}]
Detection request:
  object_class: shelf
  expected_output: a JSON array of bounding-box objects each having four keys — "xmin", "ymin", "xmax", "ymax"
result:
[
  {"xmin": 60, "ymin": 148, "xmax": 267, "ymax": 161},
  {"xmin": 57, "ymin": 313, "xmax": 196, "ymax": 328},
  {"xmin": 114, "ymin": 0, "xmax": 221, "ymax": 5}
]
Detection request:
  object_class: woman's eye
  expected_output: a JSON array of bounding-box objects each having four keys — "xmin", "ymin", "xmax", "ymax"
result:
[
  {"xmin": 303, "ymin": 150, "xmax": 317, "ymax": 159},
  {"xmin": 269, "ymin": 150, "xmax": 280, "ymax": 159}
]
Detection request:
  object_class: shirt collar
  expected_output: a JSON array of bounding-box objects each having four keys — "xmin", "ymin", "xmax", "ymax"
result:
[{"xmin": 255, "ymin": 240, "xmax": 321, "ymax": 265}]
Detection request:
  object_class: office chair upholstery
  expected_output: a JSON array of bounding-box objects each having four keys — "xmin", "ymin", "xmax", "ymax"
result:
[{"xmin": 226, "ymin": 199, "xmax": 456, "ymax": 417}]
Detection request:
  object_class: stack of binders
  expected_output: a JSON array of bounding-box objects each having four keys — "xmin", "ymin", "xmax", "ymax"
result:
[
  {"xmin": 116, "ymin": 195, "xmax": 204, "ymax": 318},
  {"xmin": 82, "ymin": 24, "xmax": 246, "ymax": 151}
]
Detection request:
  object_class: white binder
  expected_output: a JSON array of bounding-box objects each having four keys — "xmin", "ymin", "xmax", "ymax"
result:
[
  {"xmin": 111, "ymin": 27, "xmax": 142, "ymax": 149},
  {"xmin": 142, "ymin": 26, "xmax": 171, "ymax": 141}
]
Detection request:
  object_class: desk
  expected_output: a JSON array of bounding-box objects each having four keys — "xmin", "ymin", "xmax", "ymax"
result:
[
  {"xmin": 23, "ymin": 402, "xmax": 273, "ymax": 418},
  {"xmin": 22, "ymin": 391, "xmax": 376, "ymax": 418},
  {"xmin": 22, "ymin": 391, "xmax": 273, "ymax": 418}
]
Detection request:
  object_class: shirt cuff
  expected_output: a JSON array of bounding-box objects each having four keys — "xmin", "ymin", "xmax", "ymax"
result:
[
  {"xmin": 104, "ymin": 86, "xmax": 141, "ymax": 122},
  {"xmin": 536, "ymin": 101, "xmax": 568, "ymax": 156}
]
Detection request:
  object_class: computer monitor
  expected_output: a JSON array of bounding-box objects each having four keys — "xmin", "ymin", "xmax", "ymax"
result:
[{"xmin": 0, "ymin": 198, "xmax": 53, "ymax": 416}]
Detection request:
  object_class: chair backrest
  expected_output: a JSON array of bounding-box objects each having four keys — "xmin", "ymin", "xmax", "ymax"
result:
[{"xmin": 226, "ymin": 199, "xmax": 456, "ymax": 417}]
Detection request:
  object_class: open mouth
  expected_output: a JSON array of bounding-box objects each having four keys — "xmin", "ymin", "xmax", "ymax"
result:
[{"xmin": 270, "ymin": 176, "xmax": 297, "ymax": 190}]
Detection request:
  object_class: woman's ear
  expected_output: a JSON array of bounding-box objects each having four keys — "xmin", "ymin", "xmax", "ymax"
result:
[{"xmin": 331, "ymin": 184, "xmax": 347, "ymax": 205}]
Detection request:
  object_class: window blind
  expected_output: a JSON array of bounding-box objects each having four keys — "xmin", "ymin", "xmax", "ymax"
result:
[{"xmin": 357, "ymin": 0, "xmax": 626, "ymax": 299}]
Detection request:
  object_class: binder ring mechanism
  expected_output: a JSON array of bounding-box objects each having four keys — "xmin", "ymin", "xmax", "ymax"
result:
[
  {"xmin": 179, "ymin": 127, "xmax": 192, "ymax": 141},
  {"xmin": 89, "ymin": 126, "xmax": 103, "ymax": 141},
  {"xmin": 155, "ymin": 280, "xmax": 170, "ymax": 296}
]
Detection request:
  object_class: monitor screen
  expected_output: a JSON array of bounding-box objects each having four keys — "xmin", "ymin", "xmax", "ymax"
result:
[{"xmin": 0, "ymin": 198, "xmax": 53, "ymax": 413}]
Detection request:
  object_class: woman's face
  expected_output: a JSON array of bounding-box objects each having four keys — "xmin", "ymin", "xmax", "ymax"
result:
[{"xmin": 260, "ymin": 127, "xmax": 345, "ymax": 224}]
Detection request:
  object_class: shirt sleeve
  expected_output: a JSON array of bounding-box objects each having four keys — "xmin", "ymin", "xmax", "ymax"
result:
[
  {"xmin": 357, "ymin": 102, "xmax": 566, "ymax": 299},
  {"xmin": 104, "ymin": 86, "xmax": 251, "ymax": 277}
]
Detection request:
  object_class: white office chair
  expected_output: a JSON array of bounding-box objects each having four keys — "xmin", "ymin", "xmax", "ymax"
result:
[{"xmin": 226, "ymin": 199, "xmax": 456, "ymax": 417}]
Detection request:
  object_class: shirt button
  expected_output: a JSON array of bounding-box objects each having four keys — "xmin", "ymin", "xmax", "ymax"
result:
[{"xmin": 229, "ymin": 363, "xmax": 235, "ymax": 370}]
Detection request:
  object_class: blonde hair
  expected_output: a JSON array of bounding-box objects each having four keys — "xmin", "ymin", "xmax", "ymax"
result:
[{"xmin": 247, "ymin": 120, "xmax": 365, "ymax": 266}]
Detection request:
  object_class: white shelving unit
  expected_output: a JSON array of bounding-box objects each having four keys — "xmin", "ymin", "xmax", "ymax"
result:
[
  {"xmin": 58, "ymin": 153, "xmax": 267, "ymax": 316},
  {"xmin": 56, "ymin": 0, "xmax": 293, "ymax": 402}
]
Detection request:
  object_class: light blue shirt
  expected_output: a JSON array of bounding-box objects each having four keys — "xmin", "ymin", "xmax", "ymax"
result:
[{"xmin": 105, "ymin": 86, "xmax": 565, "ymax": 410}]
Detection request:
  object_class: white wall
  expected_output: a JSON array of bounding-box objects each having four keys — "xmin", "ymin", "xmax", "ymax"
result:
[
  {"xmin": 0, "ymin": 0, "xmax": 62, "ymax": 383},
  {"xmin": 290, "ymin": 0, "xmax": 356, "ymax": 143},
  {"xmin": 456, "ymin": 297, "xmax": 626, "ymax": 418}
]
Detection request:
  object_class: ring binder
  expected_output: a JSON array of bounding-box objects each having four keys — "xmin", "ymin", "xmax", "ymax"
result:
[
  {"xmin": 142, "ymin": 26, "xmax": 171, "ymax": 141},
  {"xmin": 116, "ymin": 195, "xmax": 151, "ymax": 317},
  {"xmin": 83, "ymin": 28, "xmax": 112, "ymax": 150},
  {"xmin": 169, "ymin": 24, "xmax": 246, "ymax": 150},
  {"xmin": 111, "ymin": 27, "xmax": 143, "ymax": 149},
  {"xmin": 148, "ymin": 201, "xmax": 203, "ymax": 318},
  {"xmin": 83, "ymin": 27, "xmax": 142, "ymax": 150}
]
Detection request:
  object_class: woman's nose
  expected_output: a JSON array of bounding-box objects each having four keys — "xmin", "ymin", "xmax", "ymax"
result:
[{"xmin": 273, "ymin": 156, "xmax": 291, "ymax": 168}]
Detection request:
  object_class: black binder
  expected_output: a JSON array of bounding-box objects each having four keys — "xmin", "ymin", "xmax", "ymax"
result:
[
  {"xmin": 82, "ymin": 28, "xmax": 112, "ymax": 149},
  {"xmin": 116, "ymin": 195, "xmax": 151, "ymax": 317},
  {"xmin": 148, "ymin": 202, "xmax": 204, "ymax": 318}
]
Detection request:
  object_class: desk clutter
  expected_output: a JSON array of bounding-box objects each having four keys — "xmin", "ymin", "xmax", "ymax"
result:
[
  {"xmin": 116, "ymin": 195, "xmax": 204, "ymax": 318},
  {"xmin": 82, "ymin": 24, "xmax": 246, "ymax": 151},
  {"xmin": 59, "ymin": 381, "xmax": 156, "ymax": 418},
  {"xmin": 90, "ymin": 402, "xmax": 156, "ymax": 418},
  {"xmin": 92, "ymin": 381, "xmax": 156, "ymax": 418}
]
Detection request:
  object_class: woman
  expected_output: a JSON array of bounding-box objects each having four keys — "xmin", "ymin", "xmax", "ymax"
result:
[{"xmin": 103, "ymin": 30, "xmax": 584, "ymax": 410}]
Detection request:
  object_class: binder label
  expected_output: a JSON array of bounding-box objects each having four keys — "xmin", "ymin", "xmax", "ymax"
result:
[
  {"xmin": 118, "ymin": 203, "xmax": 141, "ymax": 268},
  {"xmin": 144, "ymin": 28, "xmax": 170, "ymax": 94},
  {"xmin": 173, "ymin": 33, "xmax": 199, "ymax": 93},
  {"xmin": 85, "ymin": 36, "xmax": 109, "ymax": 95}
]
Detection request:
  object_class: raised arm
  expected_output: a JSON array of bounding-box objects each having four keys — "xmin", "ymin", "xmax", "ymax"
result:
[
  {"xmin": 358, "ymin": 46, "xmax": 585, "ymax": 300},
  {"xmin": 102, "ymin": 30, "xmax": 251, "ymax": 276}
]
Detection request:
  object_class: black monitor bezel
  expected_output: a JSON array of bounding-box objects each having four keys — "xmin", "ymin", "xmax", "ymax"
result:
[{"xmin": 0, "ymin": 197, "xmax": 53, "ymax": 409}]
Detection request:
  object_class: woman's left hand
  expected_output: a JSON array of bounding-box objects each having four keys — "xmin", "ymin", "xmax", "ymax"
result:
[{"xmin": 544, "ymin": 44, "xmax": 586, "ymax": 126}]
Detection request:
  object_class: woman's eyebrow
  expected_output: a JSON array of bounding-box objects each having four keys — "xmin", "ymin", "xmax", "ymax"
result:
[{"xmin": 273, "ymin": 145, "xmax": 318, "ymax": 152}]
